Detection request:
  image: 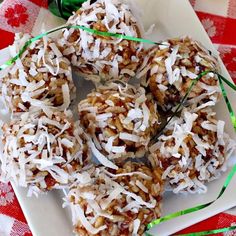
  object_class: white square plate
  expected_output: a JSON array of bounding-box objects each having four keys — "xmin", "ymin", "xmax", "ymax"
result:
[{"xmin": 0, "ymin": 0, "xmax": 236, "ymax": 235}]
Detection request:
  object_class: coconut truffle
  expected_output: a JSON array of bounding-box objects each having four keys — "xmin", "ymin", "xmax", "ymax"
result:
[
  {"xmin": 148, "ymin": 106, "xmax": 236, "ymax": 194},
  {"xmin": 137, "ymin": 37, "xmax": 221, "ymax": 111},
  {"xmin": 65, "ymin": 161, "xmax": 163, "ymax": 236},
  {"xmin": 0, "ymin": 33, "xmax": 75, "ymax": 113},
  {"xmin": 78, "ymin": 83, "xmax": 159, "ymax": 167},
  {"xmin": 0, "ymin": 109, "xmax": 90, "ymax": 196},
  {"xmin": 58, "ymin": 0, "xmax": 144, "ymax": 83}
]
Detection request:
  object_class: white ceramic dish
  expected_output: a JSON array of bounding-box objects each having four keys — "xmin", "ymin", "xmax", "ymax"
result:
[{"xmin": 0, "ymin": 0, "xmax": 236, "ymax": 235}]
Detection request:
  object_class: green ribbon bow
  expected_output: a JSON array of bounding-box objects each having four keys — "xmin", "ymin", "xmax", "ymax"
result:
[{"xmin": 48, "ymin": 0, "xmax": 92, "ymax": 19}]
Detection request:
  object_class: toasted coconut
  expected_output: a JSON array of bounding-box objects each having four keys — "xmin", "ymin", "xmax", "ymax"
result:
[
  {"xmin": 149, "ymin": 106, "xmax": 236, "ymax": 194},
  {"xmin": 65, "ymin": 161, "xmax": 163, "ymax": 236},
  {"xmin": 1, "ymin": 33, "xmax": 75, "ymax": 113},
  {"xmin": 137, "ymin": 37, "xmax": 221, "ymax": 111},
  {"xmin": 0, "ymin": 109, "xmax": 90, "ymax": 196},
  {"xmin": 78, "ymin": 83, "xmax": 159, "ymax": 165},
  {"xmin": 58, "ymin": 0, "xmax": 144, "ymax": 83}
]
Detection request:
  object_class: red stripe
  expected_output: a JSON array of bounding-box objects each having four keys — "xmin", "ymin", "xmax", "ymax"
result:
[
  {"xmin": 177, "ymin": 213, "xmax": 236, "ymax": 235},
  {"xmin": 0, "ymin": 183, "xmax": 28, "ymax": 224},
  {"xmin": 218, "ymin": 45, "xmax": 236, "ymax": 84},
  {"xmin": 223, "ymin": 17, "xmax": 236, "ymax": 45},
  {"xmin": 196, "ymin": 11, "xmax": 236, "ymax": 45},
  {"xmin": 0, "ymin": 29, "xmax": 15, "ymax": 49},
  {"xmin": 29, "ymin": 0, "xmax": 47, "ymax": 8}
]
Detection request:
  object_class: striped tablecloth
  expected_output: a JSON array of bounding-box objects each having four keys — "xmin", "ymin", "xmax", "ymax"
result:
[{"xmin": 0, "ymin": 0, "xmax": 235, "ymax": 235}]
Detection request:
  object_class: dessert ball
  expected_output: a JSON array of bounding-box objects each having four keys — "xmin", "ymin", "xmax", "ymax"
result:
[
  {"xmin": 0, "ymin": 109, "xmax": 90, "ymax": 196},
  {"xmin": 59, "ymin": 0, "xmax": 144, "ymax": 83},
  {"xmin": 148, "ymin": 107, "xmax": 236, "ymax": 194},
  {"xmin": 78, "ymin": 83, "xmax": 159, "ymax": 165},
  {"xmin": 0, "ymin": 33, "xmax": 75, "ymax": 113},
  {"xmin": 137, "ymin": 37, "xmax": 221, "ymax": 111},
  {"xmin": 65, "ymin": 161, "xmax": 163, "ymax": 236}
]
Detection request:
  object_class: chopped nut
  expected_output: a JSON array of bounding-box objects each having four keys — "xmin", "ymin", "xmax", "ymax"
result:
[
  {"xmin": 78, "ymin": 83, "xmax": 159, "ymax": 163},
  {"xmin": 139, "ymin": 37, "xmax": 220, "ymax": 111}
]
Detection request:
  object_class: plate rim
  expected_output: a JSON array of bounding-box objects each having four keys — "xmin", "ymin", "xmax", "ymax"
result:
[{"xmin": 1, "ymin": 0, "xmax": 235, "ymax": 235}]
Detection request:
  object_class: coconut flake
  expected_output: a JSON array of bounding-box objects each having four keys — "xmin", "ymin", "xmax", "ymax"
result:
[
  {"xmin": 29, "ymin": 67, "xmax": 38, "ymax": 77},
  {"xmin": 105, "ymin": 100, "xmax": 114, "ymax": 107},
  {"xmin": 193, "ymin": 134, "xmax": 210, "ymax": 149},
  {"xmin": 89, "ymin": 139, "xmax": 118, "ymax": 170},
  {"xmin": 159, "ymin": 42, "xmax": 170, "ymax": 50},
  {"xmin": 18, "ymin": 69, "xmax": 29, "ymax": 86},
  {"xmin": 192, "ymin": 101, "xmax": 216, "ymax": 111},
  {"xmin": 104, "ymin": 136, "xmax": 116, "ymax": 153},
  {"xmin": 96, "ymin": 113, "xmax": 113, "ymax": 121},
  {"xmin": 119, "ymin": 132, "xmax": 140, "ymax": 142},
  {"xmin": 201, "ymin": 121, "xmax": 217, "ymax": 131},
  {"xmin": 140, "ymin": 103, "xmax": 150, "ymax": 131},
  {"xmin": 58, "ymin": 83, "xmax": 71, "ymax": 110},
  {"xmin": 100, "ymin": 183, "xmax": 123, "ymax": 210},
  {"xmin": 132, "ymin": 219, "xmax": 140, "ymax": 235},
  {"xmin": 165, "ymin": 46, "xmax": 179, "ymax": 84},
  {"xmin": 123, "ymin": 108, "xmax": 142, "ymax": 124},
  {"xmin": 61, "ymin": 138, "xmax": 74, "ymax": 148},
  {"xmin": 217, "ymin": 120, "xmax": 225, "ymax": 145},
  {"xmin": 123, "ymin": 190, "xmax": 156, "ymax": 208},
  {"xmin": 136, "ymin": 180, "xmax": 148, "ymax": 193},
  {"xmin": 111, "ymin": 146, "xmax": 125, "ymax": 154},
  {"xmin": 157, "ymin": 84, "xmax": 168, "ymax": 91},
  {"xmin": 162, "ymin": 165, "xmax": 175, "ymax": 179},
  {"xmin": 73, "ymin": 204, "xmax": 107, "ymax": 234},
  {"xmin": 104, "ymin": 170, "xmax": 152, "ymax": 180},
  {"xmin": 49, "ymin": 42, "xmax": 63, "ymax": 57}
]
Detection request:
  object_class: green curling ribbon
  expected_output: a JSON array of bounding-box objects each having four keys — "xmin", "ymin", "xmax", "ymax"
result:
[
  {"xmin": 48, "ymin": 0, "xmax": 88, "ymax": 19},
  {"xmin": 177, "ymin": 225, "xmax": 236, "ymax": 236},
  {"xmin": 155, "ymin": 70, "xmax": 236, "ymax": 140},
  {"xmin": 217, "ymin": 73, "xmax": 236, "ymax": 91},
  {"xmin": 0, "ymin": 25, "xmax": 69, "ymax": 71},
  {"xmin": 146, "ymin": 164, "xmax": 236, "ymax": 233},
  {"xmin": 151, "ymin": 70, "xmax": 210, "ymax": 143},
  {"xmin": 216, "ymin": 73, "xmax": 236, "ymax": 132},
  {"xmin": 147, "ymin": 225, "xmax": 236, "ymax": 236},
  {"xmin": 0, "ymin": 24, "xmax": 236, "ymax": 236},
  {"xmin": 0, "ymin": 24, "xmax": 161, "ymax": 72}
]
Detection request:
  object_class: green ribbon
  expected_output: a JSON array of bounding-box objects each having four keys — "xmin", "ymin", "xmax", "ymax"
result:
[
  {"xmin": 0, "ymin": 25, "xmax": 70, "ymax": 71},
  {"xmin": 147, "ymin": 70, "xmax": 236, "ymax": 235},
  {"xmin": 217, "ymin": 72, "xmax": 236, "ymax": 91},
  {"xmin": 1, "ymin": 23, "xmax": 236, "ymax": 236},
  {"xmin": 217, "ymin": 73, "xmax": 236, "ymax": 132},
  {"xmin": 151, "ymin": 69, "xmax": 236, "ymax": 143},
  {"xmin": 147, "ymin": 164, "xmax": 236, "ymax": 231},
  {"xmin": 0, "ymin": 24, "xmax": 162, "ymax": 72},
  {"xmin": 151, "ymin": 70, "xmax": 210, "ymax": 143},
  {"xmin": 147, "ymin": 226, "xmax": 236, "ymax": 236}
]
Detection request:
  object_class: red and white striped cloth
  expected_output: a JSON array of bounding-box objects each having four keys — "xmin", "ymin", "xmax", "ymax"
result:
[
  {"xmin": 0, "ymin": 0, "xmax": 235, "ymax": 235},
  {"xmin": 192, "ymin": 0, "xmax": 236, "ymax": 84}
]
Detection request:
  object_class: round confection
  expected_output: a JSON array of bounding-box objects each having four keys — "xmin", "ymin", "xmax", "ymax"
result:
[
  {"xmin": 0, "ymin": 109, "xmax": 90, "ymax": 196},
  {"xmin": 148, "ymin": 106, "xmax": 236, "ymax": 194},
  {"xmin": 58, "ymin": 0, "xmax": 144, "ymax": 83},
  {"xmin": 65, "ymin": 161, "xmax": 163, "ymax": 236},
  {"xmin": 78, "ymin": 82, "xmax": 159, "ymax": 167},
  {"xmin": 137, "ymin": 36, "xmax": 221, "ymax": 111},
  {"xmin": 0, "ymin": 33, "xmax": 75, "ymax": 113}
]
